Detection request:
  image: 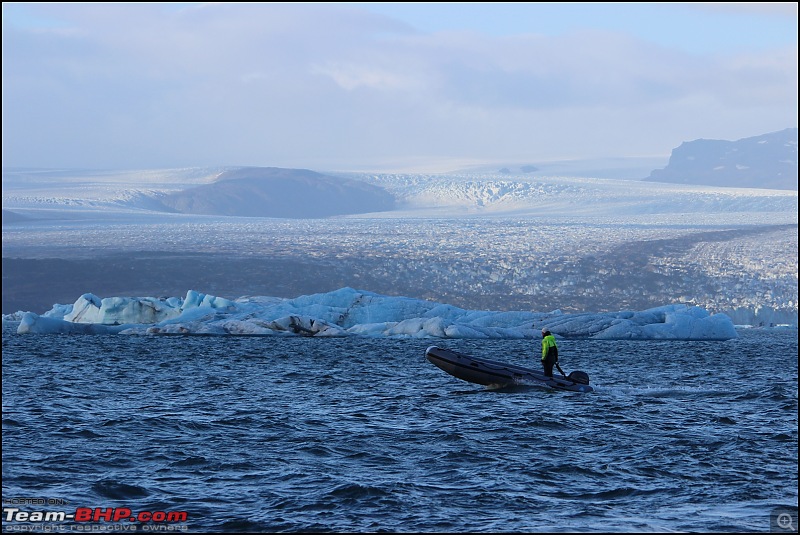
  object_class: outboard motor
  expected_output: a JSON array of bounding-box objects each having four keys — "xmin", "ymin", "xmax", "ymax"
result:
[{"xmin": 568, "ymin": 370, "xmax": 590, "ymax": 385}]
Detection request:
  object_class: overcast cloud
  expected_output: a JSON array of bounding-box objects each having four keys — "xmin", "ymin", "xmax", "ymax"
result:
[{"xmin": 2, "ymin": 2, "xmax": 797, "ymax": 172}]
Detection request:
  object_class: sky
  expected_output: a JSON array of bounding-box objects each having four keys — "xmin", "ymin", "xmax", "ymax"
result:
[{"xmin": 2, "ymin": 2, "xmax": 797, "ymax": 173}]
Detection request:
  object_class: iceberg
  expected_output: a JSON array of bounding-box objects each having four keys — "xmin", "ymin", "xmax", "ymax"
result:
[{"xmin": 5, "ymin": 287, "xmax": 738, "ymax": 340}]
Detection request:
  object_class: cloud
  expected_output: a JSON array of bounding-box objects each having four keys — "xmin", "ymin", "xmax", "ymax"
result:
[
  {"xmin": 311, "ymin": 62, "xmax": 426, "ymax": 92},
  {"xmin": 2, "ymin": 3, "xmax": 796, "ymax": 170}
]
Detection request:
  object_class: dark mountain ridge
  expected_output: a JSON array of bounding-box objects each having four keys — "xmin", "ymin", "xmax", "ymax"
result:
[{"xmin": 644, "ymin": 128, "xmax": 797, "ymax": 190}]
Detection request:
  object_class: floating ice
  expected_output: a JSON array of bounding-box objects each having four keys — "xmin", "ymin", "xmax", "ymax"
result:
[{"xmin": 5, "ymin": 287, "xmax": 739, "ymax": 340}]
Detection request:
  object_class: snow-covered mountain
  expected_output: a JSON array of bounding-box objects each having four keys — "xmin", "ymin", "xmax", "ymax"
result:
[{"xmin": 155, "ymin": 167, "xmax": 396, "ymax": 218}]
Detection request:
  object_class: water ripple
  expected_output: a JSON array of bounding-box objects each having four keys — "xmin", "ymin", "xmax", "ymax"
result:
[{"xmin": 1, "ymin": 329, "xmax": 796, "ymax": 532}]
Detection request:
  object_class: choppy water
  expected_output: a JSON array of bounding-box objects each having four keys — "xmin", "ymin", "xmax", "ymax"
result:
[{"xmin": 2, "ymin": 328, "xmax": 797, "ymax": 533}]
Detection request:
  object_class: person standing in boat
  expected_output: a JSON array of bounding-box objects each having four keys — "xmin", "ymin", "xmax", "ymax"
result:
[{"xmin": 540, "ymin": 328, "xmax": 562, "ymax": 377}]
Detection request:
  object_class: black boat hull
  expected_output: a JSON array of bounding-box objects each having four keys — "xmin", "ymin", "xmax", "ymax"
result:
[{"xmin": 425, "ymin": 345, "xmax": 593, "ymax": 393}]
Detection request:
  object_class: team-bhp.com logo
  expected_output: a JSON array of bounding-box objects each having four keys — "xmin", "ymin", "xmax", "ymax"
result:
[{"xmin": 3, "ymin": 504, "xmax": 189, "ymax": 531}]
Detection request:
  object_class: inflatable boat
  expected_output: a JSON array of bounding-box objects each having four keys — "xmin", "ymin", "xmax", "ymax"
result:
[{"xmin": 425, "ymin": 345, "xmax": 593, "ymax": 393}]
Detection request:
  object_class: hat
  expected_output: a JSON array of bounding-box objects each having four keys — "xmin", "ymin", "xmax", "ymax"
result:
[{"xmin": 541, "ymin": 328, "xmax": 548, "ymax": 335}]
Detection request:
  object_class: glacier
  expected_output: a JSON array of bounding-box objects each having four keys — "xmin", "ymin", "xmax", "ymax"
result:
[{"xmin": 2, "ymin": 167, "xmax": 796, "ymax": 328}]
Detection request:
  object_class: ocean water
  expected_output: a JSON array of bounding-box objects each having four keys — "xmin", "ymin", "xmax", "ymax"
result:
[{"xmin": 2, "ymin": 328, "xmax": 797, "ymax": 533}]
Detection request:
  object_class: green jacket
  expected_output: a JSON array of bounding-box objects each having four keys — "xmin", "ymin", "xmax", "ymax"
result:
[{"xmin": 541, "ymin": 334, "xmax": 558, "ymax": 361}]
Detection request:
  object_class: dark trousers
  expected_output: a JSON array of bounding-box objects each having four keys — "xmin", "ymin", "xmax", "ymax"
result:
[{"xmin": 542, "ymin": 354, "xmax": 557, "ymax": 377}]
